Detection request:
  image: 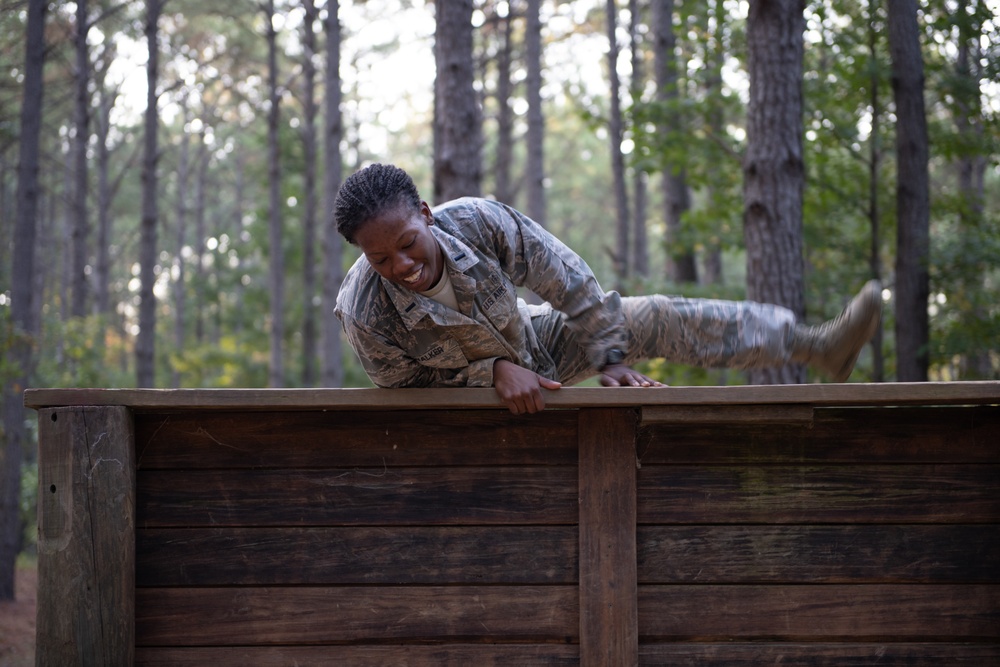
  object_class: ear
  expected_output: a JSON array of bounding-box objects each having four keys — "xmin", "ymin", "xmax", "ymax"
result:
[{"xmin": 419, "ymin": 201, "xmax": 433, "ymax": 224}]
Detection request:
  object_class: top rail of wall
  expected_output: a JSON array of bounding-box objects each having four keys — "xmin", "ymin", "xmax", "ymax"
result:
[{"xmin": 24, "ymin": 381, "xmax": 1000, "ymax": 412}]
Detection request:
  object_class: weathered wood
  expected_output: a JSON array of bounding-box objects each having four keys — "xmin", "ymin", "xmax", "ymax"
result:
[
  {"xmin": 638, "ymin": 584, "xmax": 1000, "ymax": 640},
  {"xmin": 578, "ymin": 408, "xmax": 638, "ymax": 667},
  {"xmin": 134, "ymin": 409, "xmax": 578, "ymax": 469},
  {"xmin": 638, "ymin": 406, "xmax": 1000, "ymax": 464},
  {"xmin": 36, "ymin": 406, "xmax": 135, "ymax": 667},
  {"xmin": 641, "ymin": 404, "xmax": 815, "ymax": 425},
  {"xmin": 135, "ymin": 586, "xmax": 578, "ymax": 645},
  {"xmin": 638, "ymin": 642, "xmax": 1000, "ymax": 665},
  {"xmin": 137, "ymin": 466, "xmax": 578, "ymax": 526},
  {"xmin": 135, "ymin": 644, "xmax": 581, "ymax": 666},
  {"xmin": 136, "ymin": 526, "xmax": 578, "ymax": 585},
  {"xmin": 637, "ymin": 464, "xmax": 1000, "ymax": 523},
  {"xmin": 637, "ymin": 525, "xmax": 1000, "ymax": 583},
  {"xmin": 24, "ymin": 381, "xmax": 1000, "ymax": 411}
]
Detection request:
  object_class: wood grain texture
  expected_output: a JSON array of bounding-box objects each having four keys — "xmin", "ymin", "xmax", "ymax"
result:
[
  {"xmin": 36, "ymin": 406, "xmax": 135, "ymax": 667},
  {"xmin": 24, "ymin": 381, "xmax": 1000, "ymax": 411},
  {"xmin": 638, "ymin": 406, "xmax": 1000, "ymax": 464},
  {"xmin": 137, "ymin": 466, "xmax": 578, "ymax": 527},
  {"xmin": 578, "ymin": 408, "xmax": 639, "ymax": 667},
  {"xmin": 637, "ymin": 584, "xmax": 1000, "ymax": 641},
  {"xmin": 637, "ymin": 464, "xmax": 1000, "ymax": 524},
  {"xmin": 135, "ymin": 586, "xmax": 578, "ymax": 645},
  {"xmin": 637, "ymin": 525, "xmax": 1000, "ymax": 583},
  {"xmin": 136, "ymin": 526, "xmax": 578, "ymax": 586},
  {"xmin": 135, "ymin": 644, "xmax": 580, "ymax": 666},
  {"xmin": 637, "ymin": 642, "xmax": 1000, "ymax": 665},
  {"xmin": 135, "ymin": 409, "xmax": 578, "ymax": 469}
]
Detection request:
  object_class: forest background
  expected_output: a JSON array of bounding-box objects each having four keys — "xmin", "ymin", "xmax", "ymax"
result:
[{"xmin": 0, "ymin": 0, "xmax": 998, "ymax": 598}]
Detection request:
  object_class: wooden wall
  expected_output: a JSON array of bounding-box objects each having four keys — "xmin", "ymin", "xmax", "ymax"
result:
[{"xmin": 29, "ymin": 385, "xmax": 1000, "ymax": 666}]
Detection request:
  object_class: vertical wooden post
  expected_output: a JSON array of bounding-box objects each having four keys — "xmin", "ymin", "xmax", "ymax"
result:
[
  {"xmin": 36, "ymin": 406, "xmax": 135, "ymax": 667},
  {"xmin": 578, "ymin": 407, "xmax": 638, "ymax": 667}
]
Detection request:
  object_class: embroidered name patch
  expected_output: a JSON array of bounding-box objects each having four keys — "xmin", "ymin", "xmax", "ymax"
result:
[{"xmin": 416, "ymin": 345, "xmax": 444, "ymax": 362}]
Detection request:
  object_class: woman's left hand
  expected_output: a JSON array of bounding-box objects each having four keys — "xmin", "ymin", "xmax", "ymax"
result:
[{"xmin": 599, "ymin": 364, "xmax": 666, "ymax": 388}]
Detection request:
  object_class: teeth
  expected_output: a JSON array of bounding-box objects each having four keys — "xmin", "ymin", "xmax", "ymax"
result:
[{"xmin": 403, "ymin": 268, "xmax": 421, "ymax": 284}]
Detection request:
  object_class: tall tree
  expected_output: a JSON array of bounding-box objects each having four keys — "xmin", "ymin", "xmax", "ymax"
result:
[
  {"xmin": 301, "ymin": 0, "xmax": 320, "ymax": 386},
  {"xmin": 605, "ymin": 0, "xmax": 630, "ymax": 284},
  {"xmin": 264, "ymin": 0, "xmax": 285, "ymax": 387},
  {"xmin": 433, "ymin": 0, "xmax": 482, "ymax": 203},
  {"xmin": 137, "ymin": 0, "xmax": 164, "ymax": 388},
  {"xmin": 172, "ymin": 99, "xmax": 191, "ymax": 388},
  {"xmin": 652, "ymin": 0, "xmax": 696, "ymax": 284},
  {"xmin": 866, "ymin": 0, "xmax": 885, "ymax": 381},
  {"xmin": 887, "ymin": 0, "xmax": 929, "ymax": 381},
  {"xmin": 1, "ymin": 0, "xmax": 46, "ymax": 601},
  {"xmin": 322, "ymin": 0, "xmax": 344, "ymax": 388},
  {"xmin": 629, "ymin": 0, "xmax": 649, "ymax": 278},
  {"xmin": 524, "ymin": 0, "xmax": 546, "ymax": 225},
  {"xmin": 743, "ymin": 0, "xmax": 806, "ymax": 385},
  {"xmin": 491, "ymin": 5, "xmax": 515, "ymax": 204},
  {"xmin": 70, "ymin": 0, "xmax": 92, "ymax": 317}
]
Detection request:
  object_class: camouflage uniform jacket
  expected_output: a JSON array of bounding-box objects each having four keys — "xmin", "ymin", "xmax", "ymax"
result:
[{"xmin": 335, "ymin": 197, "xmax": 625, "ymax": 388}]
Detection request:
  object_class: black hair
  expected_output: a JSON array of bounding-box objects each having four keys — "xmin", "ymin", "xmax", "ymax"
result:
[{"xmin": 334, "ymin": 163, "xmax": 422, "ymax": 244}]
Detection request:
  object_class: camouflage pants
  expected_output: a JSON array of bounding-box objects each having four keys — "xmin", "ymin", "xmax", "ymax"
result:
[{"xmin": 532, "ymin": 295, "xmax": 797, "ymax": 385}]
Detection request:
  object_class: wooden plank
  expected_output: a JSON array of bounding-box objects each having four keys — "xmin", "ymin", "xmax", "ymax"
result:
[
  {"xmin": 637, "ymin": 464, "xmax": 1000, "ymax": 524},
  {"xmin": 136, "ymin": 526, "xmax": 578, "ymax": 586},
  {"xmin": 638, "ymin": 406, "xmax": 1000, "ymax": 464},
  {"xmin": 637, "ymin": 584, "xmax": 1000, "ymax": 641},
  {"xmin": 136, "ymin": 644, "xmax": 580, "ymax": 666},
  {"xmin": 641, "ymin": 404, "xmax": 815, "ymax": 425},
  {"xmin": 134, "ymin": 409, "xmax": 578, "ymax": 469},
  {"xmin": 638, "ymin": 642, "xmax": 1000, "ymax": 665},
  {"xmin": 135, "ymin": 586, "xmax": 578, "ymax": 645},
  {"xmin": 24, "ymin": 381, "xmax": 1000, "ymax": 411},
  {"xmin": 637, "ymin": 525, "xmax": 1000, "ymax": 583},
  {"xmin": 578, "ymin": 408, "xmax": 639, "ymax": 667},
  {"xmin": 137, "ymin": 466, "xmax": 578, "ymax": 526},
  {"xmin": 36, "ymin": 406, "xmax": 135, "ymax": 667}
]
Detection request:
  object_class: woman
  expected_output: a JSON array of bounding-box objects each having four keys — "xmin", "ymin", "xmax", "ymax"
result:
[{"xmin": 334, "ymin": 163, "xmax": 881, "ymax": 415}]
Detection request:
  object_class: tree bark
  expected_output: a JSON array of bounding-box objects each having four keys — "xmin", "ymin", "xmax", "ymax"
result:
[
  {"xmin": 887, "ymin": 0, "xmax": 930, "ymax": 382},
  {"xmin": 322, "ymin": 0, "xmax": 345, "ymax": 388},
  {"xmin": 606, "ymin": 0, "xmax": 630, "ymax": 285},
  {"xmin": 434, "ymin": 0, "xmax": 482, "ymax": 203},
  {"xmin": 743, "ymin": 0, "xmax": 806, "ymax": 385},
  {"xmin": 301, "ymin": 0, "xmax": 320, "ymax": 387},
  {"xmin": 265, "ymin": 0, "xmax": 285, "ymax": 388},
  {"xmin": 71, "ymin": 0, "xmax": 91, "ymax": 318},
  {"xmin": 652, "ymin": 0, "xmax": 697, "ymax": 284},
  {"xmin": 867, "ymin": 0, "xmax": 885, "ymax": 382},
  {"xmin": 137, "ymin": 0, "xmax": 162, "ymax": 388},
  {"xmin": 1, "ymin": 0, "xmax": 46, "ymax": 601},
  {"xmin": 493, "ymin": 7, "xmax": 514, "ymax": 205},
  {"xmin": 524, "ymin": 0, "xmax": 546, "ymax": 225},
  {"xmin": 172, "ymin": 101, "xmax": 190, "ymax": 389},
  {"xmin": 630, "ymin": 0, "xmax": 648, "ymax": 278}
]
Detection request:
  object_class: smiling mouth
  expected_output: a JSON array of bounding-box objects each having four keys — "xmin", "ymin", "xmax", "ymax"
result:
[{"xmin": 402, "ymin": 267, "xmax": 423, "ymax": 285}]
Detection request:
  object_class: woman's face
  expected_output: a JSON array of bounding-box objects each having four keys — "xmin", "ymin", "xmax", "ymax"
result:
[{"xmin": 353, "ymin": 200, "xmax": 444, "ymax": 293}]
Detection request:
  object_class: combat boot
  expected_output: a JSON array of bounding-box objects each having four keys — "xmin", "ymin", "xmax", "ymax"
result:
[{"xmin": 790, "ymin": 280, "xmax": 883, "ymax": 382}]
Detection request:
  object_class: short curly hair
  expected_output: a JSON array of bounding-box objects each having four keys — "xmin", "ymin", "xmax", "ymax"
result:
[{"xmin": 334, "ymin": 163, "xmax": 422, "ymax": 244}]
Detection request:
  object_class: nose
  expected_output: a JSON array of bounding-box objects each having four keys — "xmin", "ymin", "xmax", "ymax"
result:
[{"xmin": 391, "ymin": 252, "xmax": 416, "ymax": 278}]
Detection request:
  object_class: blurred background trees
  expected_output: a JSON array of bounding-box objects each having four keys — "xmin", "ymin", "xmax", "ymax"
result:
[{"xmin": 1, "ymin": 0, "xmax": 998, "ymax": 593}]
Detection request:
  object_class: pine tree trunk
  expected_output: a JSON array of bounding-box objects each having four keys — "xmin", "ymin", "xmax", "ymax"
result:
[
  {"xmin": 1, "ymin": 0, "xmax": 46, "ymax": 600},
  {"xmin": 172, "ymin": 102, "xmax": 190, "ymax": 389},
  {"xmin": 524, "ymin": 0, "xmax": 546, "ymax": 225},
  {"xmin": 434, "ymin": 0, "xmax": 482, "ymax": 203},
  {"xmin": 322, "ymin": 0, "xmax": 345, "ymax": 388},
  {"xmin": 493, "ymin": 8, "xmax": 514, "ymax": 205},
  {"xmin": 605, "ymin": 0, "xmax": 630, "ymax": 285},
  {"xmin": 653, "ymin": 0, "xmax": 697, "ymax": 284},
  {"xmin": 265, "ymin": 0, "xmax": 285, "ymax": 388},
  {"xmin": 887, "ymin": 0, "xmax": 930, "ymax": 382},
  {"xmin": 743, "ymin": 0, "xmax": 806, "ymax": 385},
  {"xmin": 137, "ymin": 0, "xmax": 162, "ymax": 388},
  {"xmin": 867, "ymin": 0, "xmax": 885, "ymax": 382},
  {"xmin": 70, "ymin": 0, "xmax": 90, "ymax": 318},
  {"xmin": 300, "ymin": 0, "xmax": 319, "ymax": 387},
  {"xmin": 629, "ymin": 0, "xmax": 648, "ymax": 278}
]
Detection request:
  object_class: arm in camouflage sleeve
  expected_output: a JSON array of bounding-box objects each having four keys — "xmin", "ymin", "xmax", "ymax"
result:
[
  {"xmin": 341, "ymin": 314, "xmax": 500, "ymax": 388},
  {"xmin": 475, "ymin": 199, "xmax": 627, "ymax": 371}
]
